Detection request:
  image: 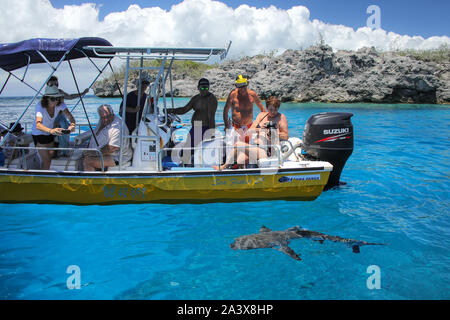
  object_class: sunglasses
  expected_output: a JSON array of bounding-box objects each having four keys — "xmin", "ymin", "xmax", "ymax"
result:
[
  {"xmin": 49, "ymin": 97, "xmax": 60, "ymax": 102},
  {"xmin": 100, "ymin": 112, "xmax": 114, "ymax": 118}
]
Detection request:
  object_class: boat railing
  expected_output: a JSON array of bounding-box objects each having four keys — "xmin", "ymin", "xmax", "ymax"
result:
[
  {"xmin": 9, "ymin": 122, "xmax": 98, "ymax": 134},
  {"xmin": 157, "ymin": 144, "xmax": 282, "ymax": 172},
  {"xmin": 1, "ymin": 146, "xmax": 105, "ymax": 171}
]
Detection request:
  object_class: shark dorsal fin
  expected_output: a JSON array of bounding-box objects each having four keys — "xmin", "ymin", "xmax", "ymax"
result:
[{"xmin": 260, "ymin": 226, "xmax": 272, "ymax": 233}]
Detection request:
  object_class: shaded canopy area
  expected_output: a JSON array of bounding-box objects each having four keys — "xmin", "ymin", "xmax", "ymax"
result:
[{"xmin": 0, "ymin": 37, "xmax": 113, "ymax": 72}]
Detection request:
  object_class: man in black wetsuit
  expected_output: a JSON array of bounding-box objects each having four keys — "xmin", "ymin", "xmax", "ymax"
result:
[
  {"xmin": 169, "ymin": 78, "xmax": 218, "ymax": 149},
  {"xmin": 119, "ymin": 78, "xmax": 150, "ymax": 134}
]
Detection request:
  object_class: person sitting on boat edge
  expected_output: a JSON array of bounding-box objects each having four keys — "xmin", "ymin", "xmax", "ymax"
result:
[
  {"xmin": 119, "ymin": 76, "xmax": 151, "ymax": 135},
  {"xmin": 31, "ymin": 85, "xmax": 76, "ymax": 170},
  {"xmin": 168, "ymin": 78, "xmax": 218, "ymax": 154},
  {"xmin": 81, "ymin": 104, "xmax": 133, "ymax": 171},
  {"xmin": 223, "ymin": 74, "xmax": 266, "ymax": 144},
  {"xmin": 1, "ymin": 122, "xmax": 29, "ymax": 162},
  {"xmin": 214, "ymin": 96, "xmax": 288, "ymax": 171}
]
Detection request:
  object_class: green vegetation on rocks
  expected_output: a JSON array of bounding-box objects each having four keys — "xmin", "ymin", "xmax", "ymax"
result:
[
  {"xmin": 394, "ymin": 44, "xmax": 450, "ymax": 63},
  {"xmin": 93, "ymin": 45, "xmax": 450, "ymax": 104}
]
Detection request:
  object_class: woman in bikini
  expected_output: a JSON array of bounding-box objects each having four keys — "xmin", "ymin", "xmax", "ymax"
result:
[{"xmin": 214, "ymin": 96, "xmax": 289, "ymax": 170}]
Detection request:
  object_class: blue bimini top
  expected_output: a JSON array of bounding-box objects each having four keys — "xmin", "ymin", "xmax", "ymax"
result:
[{"xmin": 0, "ymin": 37, "xmax": 113, "ymax": 72}]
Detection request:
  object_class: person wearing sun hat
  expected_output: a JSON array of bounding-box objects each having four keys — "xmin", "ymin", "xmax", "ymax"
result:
[
  {"xmin": 31, "ymin": 85, "xmax": 77, "ymax": 170},
  {"xmin": 47, "ymin": 75, "xmax": 89, "ymax": 156}
]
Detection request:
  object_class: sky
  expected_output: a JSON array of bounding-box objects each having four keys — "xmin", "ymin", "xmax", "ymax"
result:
[
  {"xmin": 0, "ymin": 0, "xmax": 449, "ymax": 96},
  {"xmin": 48, "ymin": 0, "xmax": 449, "ymax": 38}
]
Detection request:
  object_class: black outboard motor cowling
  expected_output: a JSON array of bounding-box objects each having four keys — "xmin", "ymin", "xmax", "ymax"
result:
[{"xmin": 302, "ymin": 112, "xmax": 354, "ymax": 190}]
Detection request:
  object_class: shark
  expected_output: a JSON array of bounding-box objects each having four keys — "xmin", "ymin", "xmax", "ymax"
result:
[{"xmin": 230, "ymin": 226, "xmax": 385, "ymax": 261}]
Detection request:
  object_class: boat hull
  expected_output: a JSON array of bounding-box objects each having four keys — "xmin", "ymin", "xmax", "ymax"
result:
[{"xmin": 0, "ymin": 168, "xmax": 330, "ymax": 205}]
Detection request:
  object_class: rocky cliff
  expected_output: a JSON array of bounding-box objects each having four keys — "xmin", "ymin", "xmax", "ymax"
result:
[{"xmin": 93, "ymin": 45, "xmax": 450, "ymax": 104}]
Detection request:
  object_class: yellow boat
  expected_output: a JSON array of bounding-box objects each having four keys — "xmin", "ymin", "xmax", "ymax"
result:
[
  {"xmin": 0, "ymin": 38, "xmax": 353, "ymax": 205},
  {"xmin": 0, "ymin": 165, "xmax": 332, "ymax": 204}
]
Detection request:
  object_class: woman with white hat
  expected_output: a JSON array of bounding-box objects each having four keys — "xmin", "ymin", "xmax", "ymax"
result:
[{"xmin": 31, "ymin": 85, "xmax": 76, "ymax": 170}]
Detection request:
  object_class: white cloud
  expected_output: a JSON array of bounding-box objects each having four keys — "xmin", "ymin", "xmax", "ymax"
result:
[
  {"xmin": 0, "ymin": 0, "xmax": 448, "ymax": 55},
  {"xmin": 0, "ymin": 0, "xmax": 449, "ymax": 96}
]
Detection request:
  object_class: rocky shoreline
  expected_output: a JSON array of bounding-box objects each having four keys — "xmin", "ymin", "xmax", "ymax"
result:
[{"xmin": 93, "ymin": 45, "xmax": 450, "ymax": 104}]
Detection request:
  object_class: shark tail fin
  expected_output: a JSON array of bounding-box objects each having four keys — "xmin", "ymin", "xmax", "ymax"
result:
[{"xmin": 350, "ymin": 242, "xmax": 386, "ymax": 253}]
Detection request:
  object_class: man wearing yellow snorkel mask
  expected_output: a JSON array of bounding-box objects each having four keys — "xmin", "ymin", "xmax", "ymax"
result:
[{"xmin": 223, "ymin": 74, "xmax": 266, "ymax": 143}]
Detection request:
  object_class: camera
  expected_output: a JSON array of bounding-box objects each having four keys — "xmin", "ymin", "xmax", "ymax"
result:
[{"xmin": 265, "ymin": 121, "xmax": 277, "ymax": 129}]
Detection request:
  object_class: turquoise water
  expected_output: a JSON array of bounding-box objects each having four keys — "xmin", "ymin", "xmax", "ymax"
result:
[{"xmin": 0, "ymin": 97, "xmax": 449, "ymax": 299}]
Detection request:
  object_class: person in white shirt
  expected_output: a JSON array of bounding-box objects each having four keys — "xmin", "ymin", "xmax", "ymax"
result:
[
  {"xmin": 31, "ymin": 85, "xmax": 76, "ymax": 170},
  {"xmin": 46, "ymin": 75, "xmax": 89, "ymax": 156},
  {"xmin": 82, "ymin": 104, "xmax": 132, "ymax": 171}
]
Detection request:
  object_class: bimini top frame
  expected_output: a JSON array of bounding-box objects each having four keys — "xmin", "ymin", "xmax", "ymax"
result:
[
  {"xmin": 84, "ymin": 41, "xmax": 231, "ymax": 61},
  {"xmin": 0, "ymin": 37, "xmax": 115, "ymax": 149},
  {"xmin": 0, "ymin": 38, "xmax": 231, "ymax": 171}
]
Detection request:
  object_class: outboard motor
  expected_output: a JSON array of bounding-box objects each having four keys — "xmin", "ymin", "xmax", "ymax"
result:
[{"xmin": 302, "ymin": 112, "xmax": 354, "ymax": 190}]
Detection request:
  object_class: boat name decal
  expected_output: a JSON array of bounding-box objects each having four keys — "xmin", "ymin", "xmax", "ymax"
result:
[
  {"xmin": 278, "ymin": 175, "xmax": 320, "ymax": 183},
  {"xmin": 212, "ymin": 177, "xmax": 264, "ymax": 186},
  {"xmin": 103, "ymin": 186, "xmax": 146, "ymax": 199}
]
